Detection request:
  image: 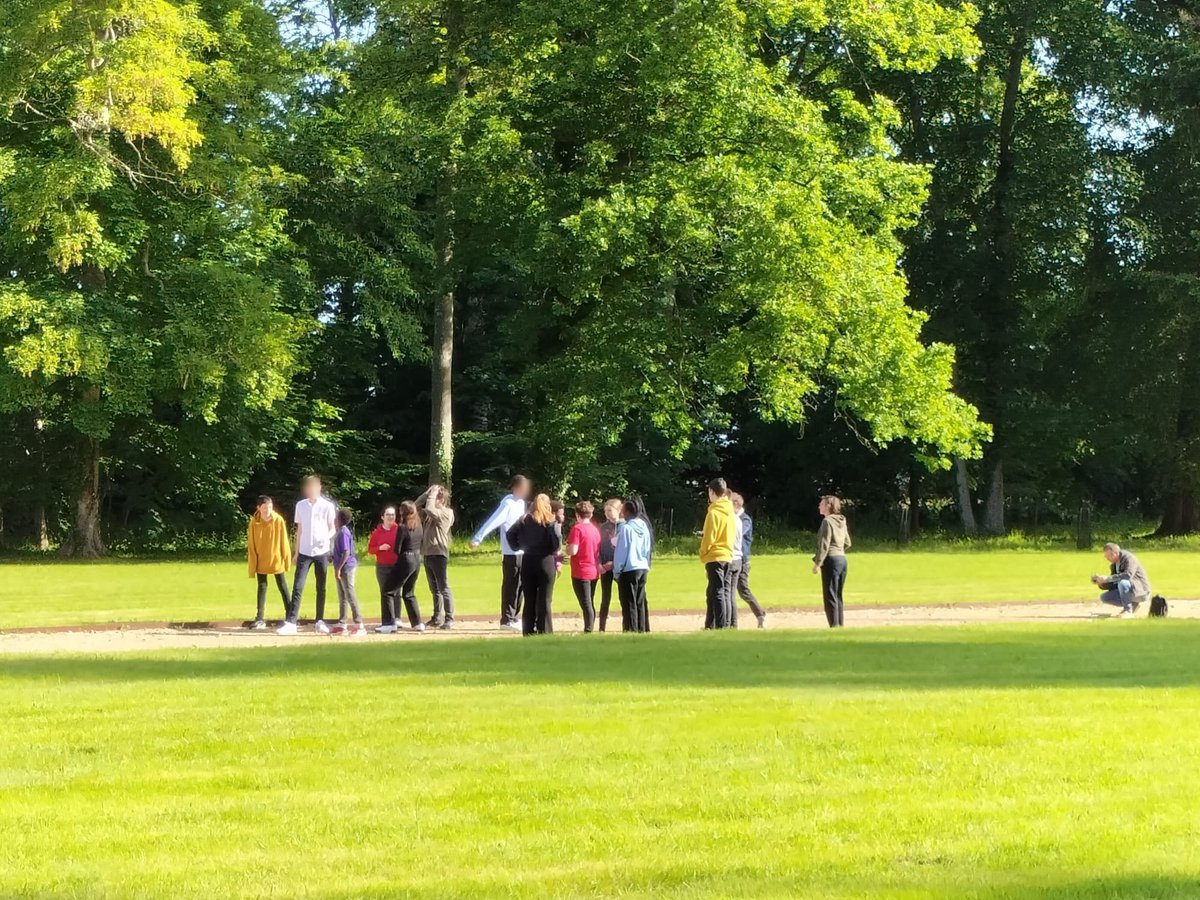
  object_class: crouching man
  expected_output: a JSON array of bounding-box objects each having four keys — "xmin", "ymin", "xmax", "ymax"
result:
[{"xmin": 1091, "ymin": 542, "xmax": 1151, "ymax": 618}]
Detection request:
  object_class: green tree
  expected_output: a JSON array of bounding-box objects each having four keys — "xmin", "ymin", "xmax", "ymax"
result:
[{"xmin": 0, "ymin": 0, "xmax": 307, "ymax": 554}]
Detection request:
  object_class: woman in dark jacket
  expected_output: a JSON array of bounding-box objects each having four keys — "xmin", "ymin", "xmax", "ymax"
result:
[
  {"xmin": 382, "ymin": 501, "xmax": 425, "ymax": 632},
  {"xmin": 506, "ymin": 493, "xmax": 562, "ymax": 635}
]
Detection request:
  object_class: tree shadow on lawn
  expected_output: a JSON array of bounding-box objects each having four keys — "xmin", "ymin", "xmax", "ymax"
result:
[
  {"xmin": 302, "ymin": 872, "xmax": 1200, "ymax": 899},
  {"xmin": 4, "ymin": 624, "xmax": 1200, "ymax": 692}
]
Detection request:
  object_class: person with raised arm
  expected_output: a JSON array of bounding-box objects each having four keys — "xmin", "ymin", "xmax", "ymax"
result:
[
  {"xmin": 469, "ymin": 474, "xmax": 531, "ymax": 631},
  {"xmin": 417, "ymin": 485, "xmax": 456, "ymax": 630}
]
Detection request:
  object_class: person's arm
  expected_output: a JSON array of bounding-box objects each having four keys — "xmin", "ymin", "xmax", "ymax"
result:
[
  {"xmin": 813, "ymin": 519, "xmax": 831, "ymax": 568},
  {"xmin": 278, "ymin": 517, "xmax": 291, "ymax": 571},
  {"xmin": 472, "ymin": 499, "xmax": 510, "ymax": 546},
  {"xmin": 247, "ymin": 520, "xmax": 257, "ymax": 577},
  {"xmin": 843, "ymin": 527, "xmax": 852, "ymax": 552},
  {"xmin": 551, "ymin": 522, "xmax": 563, "ymax": 553},
  {"xmin": 293, "ymin": 513, "xmax": 303, "ymax": 562},
  {"xmin": 698, "ymin": 511, "xmax": 713, "ymax": 560},
  {"xmin": 415, "ymin": 488, "xmax": 430, "ymax": 508},
  {"xmin": 566, "ymin": 525, "xmax": 579, "ymax": 558},
  {"xmin": 614, "ymin": 528, "xmax": 628, "ymax": 576},
  {"xmin": 505, "ymin": 518, "xmax": 523, "ymax": 553}
]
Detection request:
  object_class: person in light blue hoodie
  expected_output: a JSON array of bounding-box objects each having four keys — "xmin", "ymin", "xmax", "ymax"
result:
[
  {"xmin": 469, "ymin": 474, "xmax": 530, "ymax": 630},
  {"xmin": 613, "ymin": 499, "xmax": 652, "ymax": 633}
]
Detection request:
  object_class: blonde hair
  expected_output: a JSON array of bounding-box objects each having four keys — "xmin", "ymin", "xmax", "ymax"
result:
[
  {"xmin": 603, "ymin": 498, "xmax": 622, "ymax": 514},
  {"xmin": 530, "ymin": 494, "xmax": 554, "ymax": 526}
]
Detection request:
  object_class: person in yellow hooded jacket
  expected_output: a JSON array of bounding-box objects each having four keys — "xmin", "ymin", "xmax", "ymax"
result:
[
  {"xmin": 699, "ymin": 477, "xmax": 738, "ymax": 629},
  {"xmin": 247, "ymin": 495, "xmax": 291, "ymax": 630}
]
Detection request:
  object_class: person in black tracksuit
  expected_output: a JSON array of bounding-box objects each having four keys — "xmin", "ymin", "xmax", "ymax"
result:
[
  {"xmin": 596, "ymin": 498, "xmax": 622, "ymax": 632},
  {"xmin": 506, "ymin": 493, "xmax": 562, "ymax": 636},
  {"xmin": 383, "ymin": 501, "xmax": 425, "ymax": 631}
]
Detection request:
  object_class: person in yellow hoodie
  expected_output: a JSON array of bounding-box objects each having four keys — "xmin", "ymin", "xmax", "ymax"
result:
[
  {"xmin": 699, "ymin": 477, "xmax": 738, "ymax": 629},
  {"xmin": 247, "ymin": 495, "xmax": 291, "ymax": 630}
]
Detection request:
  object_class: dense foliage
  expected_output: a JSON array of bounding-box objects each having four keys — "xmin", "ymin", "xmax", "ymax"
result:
[{"xmin": 0, "ymin": 0, "xmax": 1197, "ymax": 552}]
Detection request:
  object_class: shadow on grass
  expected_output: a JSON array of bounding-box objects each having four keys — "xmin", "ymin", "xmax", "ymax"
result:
[
  {"xmin": 303, "ymin": 872, "xmax": 1200, "ymax": 899},
  {"xmin": 4, "ymin": 623, "xmax": 1200, "ymax": 692}
]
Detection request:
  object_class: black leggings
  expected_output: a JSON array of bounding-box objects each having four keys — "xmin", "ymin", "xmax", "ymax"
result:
[
  {"xmin": 598, "ymin": 571, "xmax": 615, "ymax": 631},
  {"xmin": 572, "ymin": 577, "xmax": 598, "ymax": 632},
  {"xmin": 383, "ymin": 553, "xmax": 423, "ymax": 627},
  {"xmin": 256, "ymin": 573, "xmax": 289, "ymax": 621},
  {"xmin": 520, "ymin": 554, "xmax": 557, "ymax": 635},
  {"xmin": 821, "ymin": 555, "xmax": 847, "ymax": 627},
  {"xmin": 618, "ymin": 570, "xmax": 649, "ymax": 632}
]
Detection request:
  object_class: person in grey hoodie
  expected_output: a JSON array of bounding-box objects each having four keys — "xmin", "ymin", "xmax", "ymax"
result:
[
  {"xmin": 417, "ymin": 485, "xmax": 456, "ymax": 629},
  {"xmin": 811, "ymin": 495, "xmax": 851, "ymax": 628}
]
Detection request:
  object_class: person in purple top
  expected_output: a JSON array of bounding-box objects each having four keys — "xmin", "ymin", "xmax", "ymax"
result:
[{"xmin": 332, "ymin": 508, "xmax": 365, "ymax": 636}]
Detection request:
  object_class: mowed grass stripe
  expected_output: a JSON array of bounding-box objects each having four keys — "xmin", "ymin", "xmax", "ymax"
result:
[
  {"xmin": 7, "ymin": 549, "xmax": 1200, "ymax": 627},
  {"xmin": 3, "ymin": 624, "xmax": 1200, "ymax": 897}
]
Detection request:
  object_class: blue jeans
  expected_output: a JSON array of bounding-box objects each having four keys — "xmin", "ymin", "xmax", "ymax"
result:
[{"xmin": 1099, "ymin": 578, "xmax": 1137, "ymax": 612}]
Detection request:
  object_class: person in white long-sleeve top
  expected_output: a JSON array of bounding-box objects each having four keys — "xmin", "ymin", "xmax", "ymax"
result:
[{"xmin": 470, "ymin": 475, "xmax": 530, "ymax": 630}]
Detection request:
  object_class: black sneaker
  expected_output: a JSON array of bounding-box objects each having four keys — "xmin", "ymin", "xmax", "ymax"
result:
[
  {"xmin": 439, "ymin": 621, "xmax": 454, "ymax": 631},
  {"xmin": 425, "ymin": 619, "xmax": 442, "ymax": 630}
]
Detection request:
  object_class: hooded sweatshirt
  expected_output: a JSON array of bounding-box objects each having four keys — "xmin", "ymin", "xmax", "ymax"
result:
[
  {"xmin": 614, "ymin": 517, "xmax": 652, "ymax": 575},
  {"xmin": 699, "ymin": 496, "xmax": 737, "ymax": 565},
  {"xmin": 248, "ymin": 511, "xmax": 291, "ymax": 577},
  {"xmin": 416, "ymin": 489, "xmax": 455, "ymax": 557},
  {"xmin": 813, "ymin": 514, "xmax": 851, "ymax": 567}
]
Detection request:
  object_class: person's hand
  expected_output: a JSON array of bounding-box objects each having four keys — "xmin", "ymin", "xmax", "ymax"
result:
[
  {"xmin": 292, "ymin": 552, "xmax": 299, "ymax": 565},
  {"xmin": 469, "ymin": 540, "xmax": 480, "ymax": 549},
  {"xmin": 379, "ymin": 543, "xmax": 391, "ymax": 552},
  {"xmin": 811, "ymin": 564, "xmax": 819, "ymax": 575}
]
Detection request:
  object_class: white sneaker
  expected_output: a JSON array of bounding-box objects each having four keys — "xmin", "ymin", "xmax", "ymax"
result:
[
  {"xmin": 314, "ymin": 620, "xmax": 331, "ymax": 635},
  {"xmin": 276, "ymin": 621, "xmax": 298, "ymax": 635},
  {"xmin": 1117, "ymin": 610, "xmax": 1135, "ymax": 619},
  {"xmin": 413, "ymin": 623, "xmax": 426, "ymax": 633},
  {"xmin": 375, "ymin": 624, "xmax": 398, "ymax": 634},
  {"xmin": 251, "ymin": 620, "xmax": 266, "ymax": 631},
  {"xmin": 502, "ymin": 621, "xmax": 522, "ymax": 632}
]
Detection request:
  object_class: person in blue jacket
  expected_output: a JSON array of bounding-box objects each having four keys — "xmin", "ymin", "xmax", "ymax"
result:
[
  {"xmin": 613, "ymin": 499, "xmax": 652, "ymax": 633},
  {"xmin": 731, "ymin": 492, "xmax": 766, "ymax": 629}
]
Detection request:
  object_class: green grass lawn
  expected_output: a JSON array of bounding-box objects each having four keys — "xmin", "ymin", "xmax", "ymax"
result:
[
  {"xmin": 5, "ymin": 548, "xmax": 1200, "ymax": 627},
  {"xmin": 3, "ymin": 624, "xmax": 1200, "ymax": 897}
]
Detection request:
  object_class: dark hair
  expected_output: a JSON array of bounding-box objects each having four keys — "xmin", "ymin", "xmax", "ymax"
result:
[
  {"xmin": 622, "ymin": 500, "xmax": 637, "ymax": 518},
  {"xmin": 575, "ymin": 500, "xmax": 594, "ymax": 519},
  {"xmin": 336, "ymin": 508, "xmax": 353, "ymax": 528},
  {"xmin": 397, "ymin": 501, "xmax": 420, "ymax": 530},
  {"xmin": 256, "ymin": 495, "xmax": 272, "ymax": 507},
  {"xmin": 511, "ymin": 474, "xmax": 529, "ymax": 490},
  {"xmin": 708, "ymin": 477, "xmax": 727, "ymax": 497},
  {"xmin": 627, "ymin": 493, "xmax": 655, "ymax": 554},
  {"xmin": 550, "ymin": 500, "xmax": 564, "ymax": 513},
  {"xmin": 821, "ymin": 495, "xmax": 842, "ymax": 515}
]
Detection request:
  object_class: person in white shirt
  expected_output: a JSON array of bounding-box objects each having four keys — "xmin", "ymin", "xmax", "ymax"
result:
[
  {"xmin": 469, "ymin": 474, "xmax": 530, "ymax": 630},
  {"xmin": 278, "ymin": 475, "xmax": 337, "ymax": 635}
]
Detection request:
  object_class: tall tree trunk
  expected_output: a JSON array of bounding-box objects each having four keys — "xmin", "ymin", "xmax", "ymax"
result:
[
  {"xmin": 429, "ymin": 273, "xmax": 455, "ymax": 487},
  {"xmin": 983, "ymin": 459, "xmax": 1005, "ymax": 535},
  {"xmin": 954, "ymin": 458, "xmax": 977, "ymax": 535},
  {"xmin": 61, "ymin": 438, "xmax": 104, "ymax": 557},
  {"xmin": 428, "ymin": 28, "xmax": 467, "ymax": 489},
  {"xmin": 34, "ymin": 503, "xmax": 50, "ymax": 551}
]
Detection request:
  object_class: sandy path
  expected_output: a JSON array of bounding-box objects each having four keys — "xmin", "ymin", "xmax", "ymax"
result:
[{"xmin": 0, "ymin": 600, "xmax": 1193, "ymax": 655}]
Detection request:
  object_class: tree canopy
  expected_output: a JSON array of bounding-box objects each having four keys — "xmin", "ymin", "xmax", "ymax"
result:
[{"xmin": 1, "ymin": 0, "xmax": 1198, "ymax": 551}]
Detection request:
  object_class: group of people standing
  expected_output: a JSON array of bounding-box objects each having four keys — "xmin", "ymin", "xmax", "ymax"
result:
[
  {"xmin": 246, "ymin": 475, "xmax": 457, "ymax": 635},
  {"xmin": 247, "ymin": 471, "xmax": 853, "ymax": 635},
  {"xmin": 699, "ymin": 480, "xmax": 850, "ymax": 630},
  {"xmin": 470, "ymin": 476, "xmax": 656, "ymax": 634}
]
